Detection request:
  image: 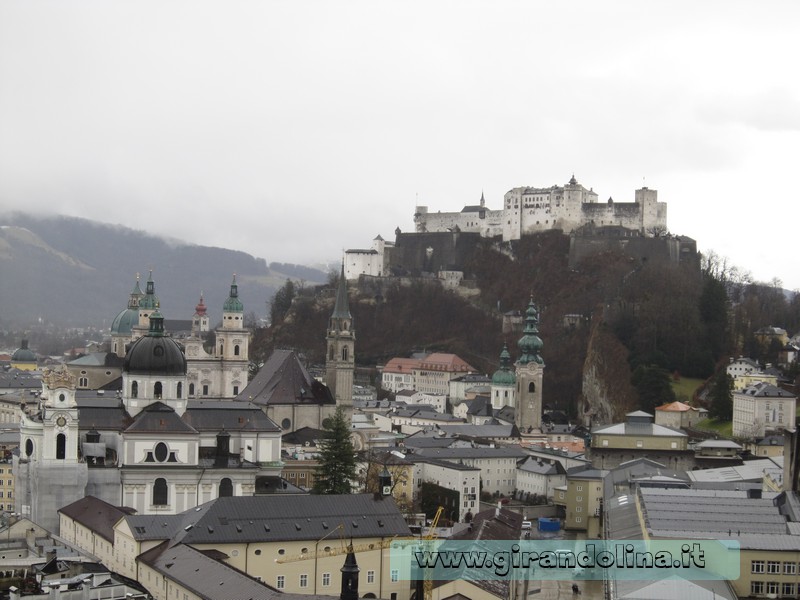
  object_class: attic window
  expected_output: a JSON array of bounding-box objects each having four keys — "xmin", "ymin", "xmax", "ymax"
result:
[
  {"xmin": 207, "ymin": 526, "xmax": 214, "ymax": 533},
  {"xmin": 264, "ymin": 524, "xmax": 270, "ymax": 532},
  {"xmin": 295, "ymin": 523, "xmax": 302, "ymax": 531},
  {"xmin": 352, "ymin": 521, "xmax": 358, "ymax": 528}
]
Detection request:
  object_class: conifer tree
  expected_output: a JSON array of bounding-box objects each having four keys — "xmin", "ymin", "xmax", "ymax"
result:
[
  {"xmin": 709, "ymin": 369, "xmax": 734, "ymax": 421},
  {"xmin": 313, "ymin": 406, "xmax": 357, "ymax": 494}
]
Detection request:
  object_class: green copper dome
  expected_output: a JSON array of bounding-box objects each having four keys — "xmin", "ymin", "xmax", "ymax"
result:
[
  {"xmin": 517, "ymin": 298, "xmax": 544, "ymax": 365},
  {"xmin": 111, "ymin": 308, "xmax": 139, "ymax": 334},
  {"xmin": 491, "ymin": 343, "xmax": 516, "ymax": 386},
  {"xmin": 11, "ymin": 340, "xmax": 36, "ymax": 363},
  {"xmin": 223, "ymin": 275, "xmax": 244, "ymax": 312}
]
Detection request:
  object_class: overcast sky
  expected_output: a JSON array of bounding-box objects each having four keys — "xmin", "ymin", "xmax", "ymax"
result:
[{"xmin": 1, "ymin": 1, "xmax": 798, "ymax": 288}]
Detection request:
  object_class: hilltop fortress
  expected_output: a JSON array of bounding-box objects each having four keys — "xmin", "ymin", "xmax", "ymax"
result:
[
  {"xmin": 345, "ymin": 175, "xmax": 693, "ymax": 281},
  {"xmin": 413, "ymin": 175, "xmax": 667, "ymax": 241}
]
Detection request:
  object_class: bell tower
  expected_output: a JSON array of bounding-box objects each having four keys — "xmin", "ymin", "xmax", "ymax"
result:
[
  {"xmin": 325, "ymin": 264, "xmax": 355, "ymax": 415},
  {"xmin": 515, "ymin": 297, "xmax": 544, "ymax": 432}
]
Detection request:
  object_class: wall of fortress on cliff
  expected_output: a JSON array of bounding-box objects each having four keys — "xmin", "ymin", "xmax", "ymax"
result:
[{"xmin": 413, "ymin": 176, "xmax": 667, "ymax": 241}]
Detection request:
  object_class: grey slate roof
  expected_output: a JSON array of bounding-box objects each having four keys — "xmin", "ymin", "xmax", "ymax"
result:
[
  {"xmin": 58, "ymin": 496, "xmax": 136, "ymax": 543},
  {"xmin": 412, "ymin": 446, "xmax": 527, "ymax": 460},
  {"xmin": 67, "ymin": 352, "xmax": 124, "ymax": 368},
  {"xmin": 138, "ymin": 541, "xmax": 286, "ymax": 600},
  {"xmin": 174, "ymin": 494, "xmax": 411, "ymax": 545},
  {"xmin": 237, "ymin": 349, "xmax": 333, "ymax": 406},
  {"xmin": 77, "ymin": 397, "xmax": 132, "ymax": 431},
  {"xmin": 518, "ymin": 456, "xmax": 566, "ymax": 476},
  {"xmin": 124, "ymin": 402, "xmax": 197, "ymax": 434},
  {"xmin": 438, "ymin": 424, "xmax": 520, "ymax": 439},
  {"xmin": 183, "ymin": 401, "xmax": 280, "ymax": 432}
]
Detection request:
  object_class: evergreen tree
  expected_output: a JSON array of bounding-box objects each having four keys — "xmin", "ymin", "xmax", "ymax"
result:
[
  {"xmin": 708, "ymin": 369, "xmax": 734, "ymax": 421},
  {"xmin": 313, "ymin": 406, "xmax": 357, "ymax": 495},
  {"xmin": 631, "ymin": 365, "xmax": 676, "ymax": 413}
]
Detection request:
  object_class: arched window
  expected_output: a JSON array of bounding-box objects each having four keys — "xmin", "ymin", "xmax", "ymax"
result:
[
  {"xmin": 234, "ymin": 345, "xmax": 240, "ymax": 356},
  {"xmin": 342, "ymin": 346, "xmax": 348, "ymax": 361},
  {"xmin": 153, "ymin": 478, "xmax": 168, "ymax": 506},
  {"xmin": 528, "ymin": 382, "xmax": 536, "ymax": 393},
  {"xmin": 131, "ymin": 381, "xmax": 138, "ymax": 398},
  {"xmin": 176, "ymin": 382, "xmax": 182, "ymax": 399},
  {"xmin": 79, "ymin": 377, "xmax": 88, "ymax": 387},
  {"xmin": 56, "ymin": 433, "xmax": 66, "ymax": 460},
  {"xmin": 329, "ymin": 345, "xmax": 335, "ymax": 360},
  {"xmin": 154, "ymin": 381, "xmax": 163, "ymax": 399},
  {"xmin": 219, "ymin": 478, "xmax": 233, "ymax": 497},
  {"xmin": 189, "ymin": 383, "xmax": 195, "ymax": 397},
  {"xmin": 219, "ymin": 343, "xmax": 224, "ymax": 356}
]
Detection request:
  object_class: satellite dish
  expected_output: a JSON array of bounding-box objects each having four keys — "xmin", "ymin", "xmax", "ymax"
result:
[{"xmin": 390, "ymin": 450, "xmax": 406, "ymax": 459}]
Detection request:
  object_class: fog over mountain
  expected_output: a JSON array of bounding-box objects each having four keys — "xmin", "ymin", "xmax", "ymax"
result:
[{"xmin": 0, "ymin": 213, "xmax": 329, "ymax": 329}]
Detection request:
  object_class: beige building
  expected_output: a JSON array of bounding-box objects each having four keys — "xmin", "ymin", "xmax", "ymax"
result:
[
  {"xmin": 654, "ymin": 401, "xmax": 707, "ymax": 429},
  {"xmin": 733, "ymin": 382, "xmax": 797, "ymax": 438},
  {"xmin": 638, "ymin": 487, "xmax": 800, "ymax": 600},
  {"xmin": 554, "ymin": 467, "xmax": 606, "ymax": 536},
  {"xmin": 0, "ymin": 458, "xmax": 14, "ymax": 512},
  {"xmin": 589, "ymin": 410, "xmax": 692, "ymax": 470},
  {"xmin": 62, "ymin": 494, "xmax": 413, "ymax": 600}
]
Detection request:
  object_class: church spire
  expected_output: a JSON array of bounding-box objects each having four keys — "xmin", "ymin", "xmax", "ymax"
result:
[{"xmin": 332, "ymin": 263, "xmax": 351, "ymax": 320}]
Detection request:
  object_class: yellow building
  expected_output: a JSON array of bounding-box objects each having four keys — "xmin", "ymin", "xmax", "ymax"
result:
[
  {"xmin": 554, "ymin": 467, "xmax": 607, "ymax": 536},
  {"xmin": 0, "ymin": 459, "xmax": 14, "ymax": 512}
]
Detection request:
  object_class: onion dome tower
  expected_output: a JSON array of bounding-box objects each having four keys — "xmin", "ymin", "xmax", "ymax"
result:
[
  {"xmin": 490, "ymin": 343, "xmax": 516, "ymax": 409},
  {"xmin": 111, "ymin": 275, "xmax": 144, "ymax": 356},
  {"xmin": 215, "ymin": 275, "xmax": 249, "ymax": 398},
  {"xmin": 515, "ymin": 297, "xmax": 544, "ymax": 432}
]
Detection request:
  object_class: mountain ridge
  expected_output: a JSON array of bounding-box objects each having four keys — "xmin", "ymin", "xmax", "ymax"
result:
[{"xmin": 0, "ymin": 213, "xmax": 329, "ymax": 328}]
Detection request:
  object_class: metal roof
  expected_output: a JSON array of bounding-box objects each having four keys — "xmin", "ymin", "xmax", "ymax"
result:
[{"xmin": 174, "ymin": 494, "xmax": 411, "ymax": 545}]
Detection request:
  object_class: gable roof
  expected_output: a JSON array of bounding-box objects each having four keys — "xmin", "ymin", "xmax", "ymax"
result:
[
  {"xmin": 182, "ymin": 401, "xmax": 280, "ymax": 432},
  {"xmin": 58, "ymin": 496, "xmax": 136, "ymax": 543},
  {"xmin": 237, "ymin": 349, "xmax": 333, "ymax": 406},
  {"xmin": 124, "ymin": 402, "xmax": 198, "ymax": 434},
  {"xmin": 138, "ymin": 541, "xmax": 285, "ymax": 600}
]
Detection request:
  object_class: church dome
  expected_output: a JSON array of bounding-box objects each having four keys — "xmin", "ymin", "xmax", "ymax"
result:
[
  {"xmin": 491, "ymin": 344, "xmax": 516, "ymax": 386},
  {"xmin": 111, "ymin": 308, "xmax": 139, "ymax": 335},
  {"xmin": 12, "ymin": 340, "xmax": 36, "ymax": 363},
  {"xmin": 124, "ymin": 311, "xmax": 186, "ymax": 375}
]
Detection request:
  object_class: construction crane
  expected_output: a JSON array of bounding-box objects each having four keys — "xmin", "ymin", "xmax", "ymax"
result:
[{"xmin": 416, "ymin": 506, "xmax": 444, "ymax": 600}]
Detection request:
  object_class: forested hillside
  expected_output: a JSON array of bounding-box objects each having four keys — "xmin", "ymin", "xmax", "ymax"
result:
[{"xmin": 254, "ymin": 231, "xmax": 800, "ymax": 422}]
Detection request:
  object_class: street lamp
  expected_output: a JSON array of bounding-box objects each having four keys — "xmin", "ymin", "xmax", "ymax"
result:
[{"xmin": 314, "ymin": 524, "xmax": 344, "ymax": 595}]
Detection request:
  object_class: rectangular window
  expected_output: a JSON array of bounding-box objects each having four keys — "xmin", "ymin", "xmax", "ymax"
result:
[
  {"xmin": 367, "ymin": 570, "xmax": 375, "ymax": 583},
  {"xmin": 391, "ymin": 569, "xmax": 399, "ymax": 582},
  {"xmin": 767, "ymin": 581, "xmax": 779, "ymax": 595},
  {"xmin": 752, "ymin": 560, "xmax": 765, "ymax": 573},
  {"xmin": 276, "ymin": 576, "xmax": 285, "ymax": 590},
  {"xmin": 576, "ymin": 486, "xmax": 583, "ymax": 492},
  {"xmin": 784, "ymin": 562, "xmax": 796, "ymax": 575},
  {"xmin": 751, "ymin": 581, "xmax": 763, "ymax": 594},
  {"xmin": 783, "ymin": 583, "xmax": 796, "ymax": 596},
  {"xmin": 576, "ymin": 496, "xmax": 582, "ymax": 502},
  {"xmin": 575, "ymin": 516, "xmax": 582, "ymax": 523},
  {"xmin": 322, "ymin": 573, "xmax": 331, "ymax": 587},
  {"xmin": 767, "ymin": 561, "xmax": 780, "ymax": 574},
  {"xmin": 602, "ymin": 439, "xmax": 608, "ymax": 446},
  {"xmin": 636, "ymin": 440, "xmax": 643, "ymax": 448},
  {"xmin": 576, "ymin": 506, "xmax": 582, "ymax": 513},
  {"xmin": 300, "ymin": 574, "xmax": 308, "ymax": 588}
]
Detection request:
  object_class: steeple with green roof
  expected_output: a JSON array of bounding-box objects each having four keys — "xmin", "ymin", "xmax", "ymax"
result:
[
  {"xmin": 517, "ymin": 297, "xmax": 544, "ymax": 365},
  {"xmin": 138, "ymin": 270, "xmax": 159, "ymax": 310},
  {"xmin": 223, "ymin": 275, "xmax": 244, "ymax": 313},
  {"xmin": 492, "ymin": 343, "xmax": 516, "ymax": 386}
]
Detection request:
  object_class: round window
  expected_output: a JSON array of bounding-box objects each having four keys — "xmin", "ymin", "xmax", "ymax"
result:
[
  {"xmin": 255, "ymin": 549, "xmax": 262, "ymax": 556},
  {"xmin": 281, "ymin": 418, "xmax": 291, "ymax": 430},
  {"xmin": 25, "ymin": 439, "xmax": 34, "ymax": 457},
  {"xmin": 59, "ymin": 394, "xmax": 65, "ymax": 402},
  {"xmin": 278, "ymin": 548, "xmax": 285, "ymax": 555},
  {"xmin": 154, "ymin": 442, "xmax": 168, "ymax": 462}
]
